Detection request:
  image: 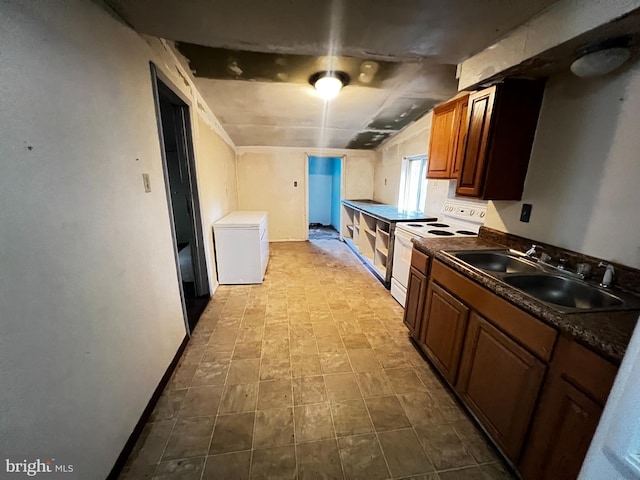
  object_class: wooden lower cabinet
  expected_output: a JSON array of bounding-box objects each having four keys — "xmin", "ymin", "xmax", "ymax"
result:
[
  {"xmin": 403, "ymin": 266, "xmax": 427, "ymax": 338},
  {"xmin": 519, "ymin": 337, "xmax": 617, "ymax": 479},
  {"xmin": 404, "ymin": 255, "xmax": 618, "ymax": 479},
  {"xmin": 419, "ymin": 281, "xmax": 469, "ymax": 384},
  {"xmin": 456, "ymin": 313, "xmax": 546, "ymax": 461}
]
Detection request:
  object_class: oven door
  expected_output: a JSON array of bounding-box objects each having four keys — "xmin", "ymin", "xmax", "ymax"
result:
[{"xmin": 392, "ymin": 227, "xmax": 414, "ymax": 291}]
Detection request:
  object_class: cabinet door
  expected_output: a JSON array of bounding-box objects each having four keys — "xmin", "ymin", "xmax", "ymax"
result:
[
  {"xmin": 427, "ymin": 102, "xmax": 458, "ymax": 178},
  {"xmin": 419, "ymin": 281, "xmax": 469, "ymax": 384},
  {"xmin": 451, "ymin": 99, "xmax": 469, "ymax": 178},
  {"xmin": 457, "ymin": 313, "xmax": 545, "ymax": 461},
  {"xmin": 456, "ymin": 86, "xmax": 496, "ymax": 197},
  {"xmin": 403, "ymin": 266, "xmax": 427, "ymax": 339},
  {"xmin": 519, "ymin": 377, "xmax": 603, "ymax": 480}
]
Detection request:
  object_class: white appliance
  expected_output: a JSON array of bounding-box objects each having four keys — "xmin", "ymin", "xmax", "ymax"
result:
[
  {"xmin": 213, "ymin": 211, "xmax": 269, "ymax": 284},
  {"xmin": 391, "ymin": 200, "xmax": 486, "ymax": 305},
  {"xmin": 580, "ymin": 316, "xmax": 640, "ymax": 479}
]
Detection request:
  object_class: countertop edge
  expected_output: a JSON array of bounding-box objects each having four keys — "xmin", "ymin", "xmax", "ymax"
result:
[{"xmin": 342, "ymin": 200, "xmax": 437, "ymax": 223}]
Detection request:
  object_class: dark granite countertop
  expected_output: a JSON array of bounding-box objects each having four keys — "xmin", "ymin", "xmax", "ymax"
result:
[
  {"xmin": 412, "ymin": 236, "xmax": 638, "ymax": 363},
  {"xmin": 342, "ymin": 199, "xmax": 437, "ymax": 223}
]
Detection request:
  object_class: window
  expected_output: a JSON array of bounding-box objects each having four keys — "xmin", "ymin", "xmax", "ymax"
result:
[{"xmin": 398, "ymin": 154, "xmax": 428, "ymax": 212}]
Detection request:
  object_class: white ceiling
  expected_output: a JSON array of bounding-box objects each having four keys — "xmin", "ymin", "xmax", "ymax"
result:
[{"xmin": 108, "ymin": 0, "xmax": 559, "ymax": 149}]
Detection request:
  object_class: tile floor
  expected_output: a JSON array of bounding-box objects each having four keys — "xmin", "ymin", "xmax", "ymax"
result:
[{"xmin": 120, "ymin": 239, "xmax": 516, "ymax": 479}]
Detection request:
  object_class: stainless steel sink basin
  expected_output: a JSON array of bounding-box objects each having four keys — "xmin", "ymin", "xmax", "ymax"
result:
[
  {"xmin": 452, "ymin": 251, "xmax": 541, "ymax": 274},
  {"xmin": 503, "ymin": 274, "xmax": 624, "ymax": 310}
]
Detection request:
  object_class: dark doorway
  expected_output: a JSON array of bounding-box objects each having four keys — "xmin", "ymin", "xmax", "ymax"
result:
[{"xmin": 150, "ymin": 64, "xmax": 210, "ymax": 333}]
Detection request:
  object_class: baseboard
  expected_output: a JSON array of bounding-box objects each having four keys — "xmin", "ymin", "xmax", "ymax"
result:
[{"xmin": 106, "ymin": 334, "xmax": 189, "ymax": 479}]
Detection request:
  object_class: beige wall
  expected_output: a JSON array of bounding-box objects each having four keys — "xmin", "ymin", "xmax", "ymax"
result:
[
  {"xmin": 0, "ymin": 1, "xmax": 236, "ymax": 477},
  {"xmin": 485, "ymin": 60, "xmax": 640, "ymax": 268},
  {"xmin": 374, "ymin": 113, "xmax": 432, "ymax": 206},
  {"xmin": 236, "ymin": 147, "xmax": 376, "ymax": 241},
  {"xmin": 192, "ymin": 115, "xmax": 238, "ymax": 290}
]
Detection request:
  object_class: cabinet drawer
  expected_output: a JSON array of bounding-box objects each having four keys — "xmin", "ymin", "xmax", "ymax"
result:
[
  {"xmin": 431, "ymin": 260, "xmax": 557, "ymax": 361},
  {"xmin": 410, "ymin": 248, "xmax": 429, "ymax": 275}
]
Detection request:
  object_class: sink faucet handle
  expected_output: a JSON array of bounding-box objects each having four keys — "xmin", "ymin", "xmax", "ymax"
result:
[
  {"xmin": 557, "ymin": 258, "xmax": 568, "ymax": 269},
  {"xmin": 576, "ymin": 263, "xmax": 591, "ymax": 278},
  {"xmin": 525, "ymin": 244, "xmax": 544, "ymax": 257},
  {"xmin": 598, "ymin": 262, "xmax": 616, "ymax": 288}
]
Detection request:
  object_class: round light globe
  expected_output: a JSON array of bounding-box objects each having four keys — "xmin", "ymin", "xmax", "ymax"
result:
[
  {"xmin": 570, "ymin": 47, "xmax": 631, "ymax": 77},
  {"xmin": 314, "ymin": 75, "xmax": 343, "ymax": 100}
]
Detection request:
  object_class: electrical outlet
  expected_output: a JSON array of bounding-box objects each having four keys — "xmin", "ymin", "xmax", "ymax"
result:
[
  {"xmin": 520, "ymin": 203, "xmax": 532, "ymax": 222},
  {"xmin": 294, "ymin": 181, "xmax": 298, "ymax": 187},
  {"xmin": 142, "ymin": 173, "xmax": 151, "ymax": 193}
]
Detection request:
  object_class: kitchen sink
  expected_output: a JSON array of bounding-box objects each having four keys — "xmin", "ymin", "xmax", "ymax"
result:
[
  {"xmin": 503, "ymin": 274, "xmax": 624, "ymax": 310},
  {"xmin": 451, "ymin": 251, "xmax": 541, "ymax": 274}
]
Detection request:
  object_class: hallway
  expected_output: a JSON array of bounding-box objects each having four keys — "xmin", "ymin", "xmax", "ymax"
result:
[{"xmin": 120, "ymin": 239, "xmax": 513, "ymax": 479}]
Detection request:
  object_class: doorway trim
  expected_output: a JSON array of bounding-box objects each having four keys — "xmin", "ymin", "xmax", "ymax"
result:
[
  {"xmin": 304, "ymin": 154, "xmax": 346, "ymax": 241},
  {"xmin": 149, "ymin": 62, "xmax": 210, "ymax": 334}
]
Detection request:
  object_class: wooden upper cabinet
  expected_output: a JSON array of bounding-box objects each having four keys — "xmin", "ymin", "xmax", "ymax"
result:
[
  {"xmin": 451, "ymin": 100, "xmax": 469, "ymax": 178},
  {"xmin": 419, "ymin": 281, "xmax": 469, "ymax": 384},
  {"xmin": 457, "ymin": 313, "xmax": 546, "ymax": 462},
  {"xmin": 456, "ymin": 79, "xmax": 545, "ymax": 200},
  {"xmin": 427, "ymin": 94, "xmax": 470, "ymax": 179}
]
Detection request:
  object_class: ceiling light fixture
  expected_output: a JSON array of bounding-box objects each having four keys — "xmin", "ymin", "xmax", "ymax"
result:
[
  {"xmin": 570, "ymin": 37, "xmax": 631, "ymax": 78},
  {"xmin": 309, "ymin": 71, "xmax": 349, "ymax": 100}
]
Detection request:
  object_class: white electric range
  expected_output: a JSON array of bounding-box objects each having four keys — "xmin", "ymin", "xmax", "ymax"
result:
[{"xmin": 391, "ymin": 200, "xmax": 487, "ymax": 306}]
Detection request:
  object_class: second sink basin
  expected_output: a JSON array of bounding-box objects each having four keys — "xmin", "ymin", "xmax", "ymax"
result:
[
  {"xmin": 452, "ymin": 251, "xmax": 541, "ymax": 274},
  {"xmin": 503, "ymin": 274, "xmax": 624, "ymax": 310}
]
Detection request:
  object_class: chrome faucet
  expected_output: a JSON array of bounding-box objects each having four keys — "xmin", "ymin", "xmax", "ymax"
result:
[
  {"xmin": 598, "ymin": 262, "xmax": 616, "ymax": 288},
  {"xmin": 525, "ymin": 244, "xmax": 544, "ymax": 258}
]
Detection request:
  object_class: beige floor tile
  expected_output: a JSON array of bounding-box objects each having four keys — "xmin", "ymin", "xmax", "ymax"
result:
[
  {"xmin": 438, "ymin": 466, "xmax": 486, "ymax": 480},
  {"xmin": 219, "ymin": 382, "xmax": 259, "ymax": 414},
  {"xmin": 291, "ymin": 354, "xmax": 323, "ymax": 377},
  {"xmin": 354, "ymin": 371, "xmax": 394, "ymax": 398},
  {"xmin": 337, "ymin": 434, "xmax": 390, "ymax": 480},
  {"xmin": 227, "ymin": 359, "xmax": 261, "ymax": 385},
  {"xmin": 153, "ymin": 457, "xmax": 205, "ymax": 479},
  {"xmin": 296, "ymin": 439, "xmax": 343, "ymax": 480},
  {"xmin": 150, "ymin": 389, "xmax": 188, "ymax": 422},
  {"xmin": 331, "ymin": 399, "xmax": 374, "ymax": 437},
  {"xmin": 233, "ymin": 341, "xmax": 262, "ymax": 360},
  {"xmin": 191, "ymin": 360, "xmax": 230, "ymax": 387},
  {"xmin": 324, "ymin": 373, "xmax": 362, "ymax": 402},
  {"xmin": 203, "ymin": 451, "xmax": 251, "ymax": 480},
  {"xmin": 364, "ymin": 396, "xmax": 411, "ymax": 432},
  {"xmin": 347, "ymin": 350, "xmax": 382, "ymax": 372},
  {"xmin": 294, "ymin": 403, "xmax": 334, "ymax": 443},
  {"xmin": 257, "ymin": 379, "xmax": 292, "ymax": 410},
  {"xmin": 293, "ymin": 376, "xmax": 328, "ymax": 405},
  {"xmin": 162, "ymin": 416, "xmax": 215, "ymax": 460},
  {"xmin": 398, "ymin": 392, "xmax": 448, "ymax": 427},
  {"xmin": 378, "ymin": 428, "xmax": 434, "ymax": 477},
  {"xmin": 179, "ymin": 386, "xmax": 223, "ymax": 418},
  {"xmin": 341, "ymin": 333, "xmax": 372, "ymax": 350},
  {"xmin": 250, "ymin": 445, "xmax": 297, "ymax": 480},
  {"xmin": 259, "ymin": 357, "xmax": 291, "ymax": 380},
  {"xmin": 253, "ymin": 407, "xmax": 295, "ymax": 448},
  {"xmin": 209, "ymin": 412, "xmax": 255, "ymax": 454},
  {"xmin": 415, "ymin": 423, "xmax": 476, "ymax": 471},
  {"xmin": 386, "ymin": 367, "xmax": 428, "ymax": 394},
  {"xmin": 319, "ymin": 352, "xmax": 352, "ymax": 374}
]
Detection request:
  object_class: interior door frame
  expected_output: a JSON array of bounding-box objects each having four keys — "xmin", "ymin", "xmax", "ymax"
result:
[
  {"xmin": 149, "ymin": 62, "xmax": 210, "ymax": 333},
  {"xmin": 304, "ymin": 153, "xmax": 346, "ymax": 240}
]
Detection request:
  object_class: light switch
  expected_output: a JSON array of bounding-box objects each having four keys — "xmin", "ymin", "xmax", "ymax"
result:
[{"xmin": 142, "ymin": 173, "xmax": 151, "ymax": 193}]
